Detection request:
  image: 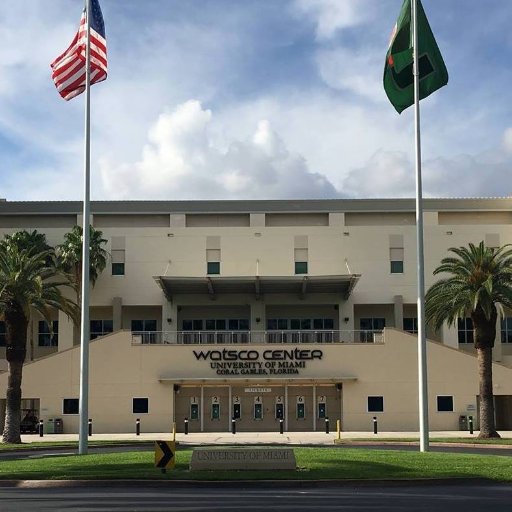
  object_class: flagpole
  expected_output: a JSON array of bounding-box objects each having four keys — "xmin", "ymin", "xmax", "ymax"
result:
[
  {"xmin": 412, "ymin": 0, "xmax": 429, "ymax": 453},
  {"xmin": 78, "ymin": 0, "xmax": 92, "ymax": 456}
]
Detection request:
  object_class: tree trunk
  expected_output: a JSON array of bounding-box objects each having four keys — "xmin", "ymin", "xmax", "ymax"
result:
[
  {"xmin": 2, "ymin": 306, "xmax": 28, "ymax": 444},
  {"xmin": 2, "ymin": 359, "xmax": 23, "ymax": 443},
  {"xmin": 477, "ymin": 345, "xmax": 500, "ymax": 438}
]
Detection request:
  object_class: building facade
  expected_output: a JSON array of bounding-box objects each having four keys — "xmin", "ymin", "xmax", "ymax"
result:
[{"xmin": 1, "ymin": 198, "xmax": 512, "ymax": 433}]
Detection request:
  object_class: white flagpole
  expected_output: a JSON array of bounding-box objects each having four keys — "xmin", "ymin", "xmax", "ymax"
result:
[
  {"xmin": 78, "ymin": 0, "xmax": 92, "ymax": 456},
  {"xmin": 412, "ymin": 0, "xmax": 429, "ymax": 452}
]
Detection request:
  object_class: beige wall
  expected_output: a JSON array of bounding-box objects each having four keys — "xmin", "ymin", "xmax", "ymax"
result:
[
  {"xmin": 2, "ymin": 203, "xmax": 512, "ymax": 365},
  {"xmin": 2, "ymin": 329, "xmax": 512, "ymax": 433}
]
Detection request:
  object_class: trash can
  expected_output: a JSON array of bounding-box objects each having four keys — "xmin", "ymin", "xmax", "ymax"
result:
[
  {"xmin": 54, "ymin": 418, "xmax": 63, "ymax": 434},
  {"xmin": 459, "ymin": 415, "xmax": 468, "ymax": 431},
  {"xmin": 45, "ymin": 418, "xmax": 55, "ymax": 434}
]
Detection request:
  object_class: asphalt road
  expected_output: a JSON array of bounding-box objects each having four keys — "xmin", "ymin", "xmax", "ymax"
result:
[{"xmin": 1, "ymin": 483, "xmax": 511, "ymax": 511}]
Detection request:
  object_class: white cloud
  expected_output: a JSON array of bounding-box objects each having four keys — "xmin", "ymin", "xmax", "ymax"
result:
[
  {"xmin": 100, "ymin": 100, "xmax": 338, "ymax": 200},
  {"xmin": 316, "ymin": 46, "xmax": 385, "ymax": 101},
  {"xmin": 293, "ymin": 0, "xmax": 373, "ymax": 40}
]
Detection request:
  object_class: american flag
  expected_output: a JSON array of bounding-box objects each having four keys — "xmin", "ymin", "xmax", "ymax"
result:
[{"xmin": 51, "ymin": 0, "xmax": 107, "ymax": 101}]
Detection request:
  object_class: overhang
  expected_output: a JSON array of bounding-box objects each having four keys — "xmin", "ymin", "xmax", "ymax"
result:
[
  {"xmin": 154, "ymin": 274, "xmax": 360, "ymax": 300},
  {"xmin": 158, "ymin": 376, "xmax": 357, "ymax": 384}
]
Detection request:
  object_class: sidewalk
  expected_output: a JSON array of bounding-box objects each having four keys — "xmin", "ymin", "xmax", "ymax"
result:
[{"xmin": 20, "ymin": 430, "xmax": 512, "ymax": 445}]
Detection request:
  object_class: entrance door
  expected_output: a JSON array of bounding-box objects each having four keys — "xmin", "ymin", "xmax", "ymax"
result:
[{"xmin": 495, "ymin": 396, "xmax": 512, "ymax": 430}]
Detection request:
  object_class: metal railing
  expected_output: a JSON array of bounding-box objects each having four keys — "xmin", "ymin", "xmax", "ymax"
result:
[{"xmin": 131, "ymin": 330, "xmax": 384, "ymax": 345}]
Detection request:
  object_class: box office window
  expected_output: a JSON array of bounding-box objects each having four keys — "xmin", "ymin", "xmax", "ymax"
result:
[
  {"xmin": 190, "ymin": 397, "xmax": 200, "ymax": 420},
  {"xmin": 296, "ymin": 396, "xmax": 305, "ymax": 419},
  {"xmin": 0, "ymin": 321, "xmax": 5, "ymax": 347},
  {"xmin": 437, "ymin": 396, "xmax": 454, "ymax": 412},
  {"xmin": 133, "ymin": 398, "xmax": 149, "ymax": 414},
  {"xmin": 367, "ymin": 396, "xmax": 384, "ymax": 413},
  {"xmin": 254, "ymin": 396, "xmax": 263, "ymax": 420},
  {"xmin": 63, "ymin": 398, "xmax": 79, "ymax": 415},
  {"xmin": 38, "ymin": 320, "xmax": 58, "ymax": 347}
]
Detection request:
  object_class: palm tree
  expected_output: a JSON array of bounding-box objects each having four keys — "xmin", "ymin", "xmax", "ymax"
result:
[
  {"xmin": 0, "ymin": 230, "xmax": 54, "ymax": 361},
  {"xmin": 56, "ymin": 226, "xmax": 108, "ymax": 327},
  {"xmin": 426, "ymin": 241, "xmax": 512, "ymax": 438},
  {"xmin": 0, "ymin": 243, "xmax": 77, "ymax": 444}
]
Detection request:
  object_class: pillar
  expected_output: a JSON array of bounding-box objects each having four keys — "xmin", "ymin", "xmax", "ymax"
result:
[
  {"xmin": 58, "ymin": 310, "xmax": 74, "ymax": 352},
  {"xmin": 112, "ymin": 296, "xmax": 122, "ymax": 331},
  {"xmin": 393, "ymin": 295, "xmax": 403, "ymax": 330},
  {"xmin": 442, "ymin": 324, "xmax": 459, "ymax": 349},
  {"xmin": 339, "ymin": 297, "xmax": 354, "ymax": 342}
]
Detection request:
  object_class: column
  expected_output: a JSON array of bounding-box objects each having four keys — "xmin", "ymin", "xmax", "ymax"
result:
[
  {"xmin": 312, "ymin": 385, "xmax": 316, "ymax": 432},
  {"xmin": 200, "ymin": 385, "xmax": 204, "ymax": 432},
  {"xmin": 442, "ymin": 324, "xmax": 459, "ymax": 349},
  {"xmin": 339, "ymin": 298, "xmax": 354, "ymax": 342},
  {"xmin": 494, "ymin": 316, "xmax": 503, "ymax": 362},
  {"xmin": 251, "ymin": 301, "xmax": 265, "ymax": 342},
  {"xmin": 112, "ymin": 296, "xmax": 122, "ymax": 331},
  {"xmin": 284, "ymin": 384, "xmax": 289, "ymax": 432},
  {"xmin": 162, "ymin": 300, "xmax": 177, "ymax": 342},
  {"xmin": 58, "ymin": 310, "xmax": 74, "ymax": 352},
  {"xmin": 393, "ymin": 295, "xmax": 403, "ymax": 330},
  {"xmin": 228, "ymin": 385, "xmax": 232, "ymax": 432}
]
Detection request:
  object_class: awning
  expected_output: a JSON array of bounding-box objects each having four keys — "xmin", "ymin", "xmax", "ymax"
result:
[
  {"xmin": 158, "ymin": 376, "xmax": 358, "ymax": 384},
  {"xmin": 154, "ymin": 274, "xmax": 360, "ymax": 301}
]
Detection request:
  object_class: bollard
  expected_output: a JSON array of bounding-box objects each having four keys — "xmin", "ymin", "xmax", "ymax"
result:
[
  {"xmin": 336, "ymin": 419, "xmax": 341, "ymax": 442},
  {"xmin": 279, "ymin": 418, "xmax": 284, "ymax": 434},
  {"xmin": 325, "ymin": 417, "xmax": 330, "ymax": 434},
  {"xmin": 184, "ymin": 417, "xmax": 189, "ymax": 435},
  {"xmin": 373, "ymin": 416, "xmax": 378, "ymax": 435},
  {"xmin": 231, "ymin": 418, "xmax": 236, "ymax": 435},
  {"xmin": 88, "ymin": 418, "xmax": 93, "ymax": 437},
  {"xmin": 469, "ymin": 415, "xmax": 474, "ymax": 435},
  {"xmin": 39, "ymin": 419, "xmax": 44, "ymax": 437},
  {"xmin": 136, "ymin": 418, "xmax": 140, "ymax": 436}
]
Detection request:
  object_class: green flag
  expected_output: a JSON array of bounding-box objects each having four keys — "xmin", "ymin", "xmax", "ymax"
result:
[{"xmin": 384, "ymin": 0, "xmax": 448, "ymax": 113}]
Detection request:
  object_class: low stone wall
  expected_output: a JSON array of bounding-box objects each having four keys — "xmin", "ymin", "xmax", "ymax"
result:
[{"xmin": 190, "ymin": 447, "xmax": 296, "ymax": 471}]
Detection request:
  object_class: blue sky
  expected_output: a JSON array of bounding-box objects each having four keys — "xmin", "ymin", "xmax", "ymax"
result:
[{"xmin": 2, "ymin": 0, "xmax": 512, "ymax": 201}]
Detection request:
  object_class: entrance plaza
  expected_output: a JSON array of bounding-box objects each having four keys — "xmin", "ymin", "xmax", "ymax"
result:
[{"xmin": 1, "ymin": 198, "xmax": 512, "ymax": 434}]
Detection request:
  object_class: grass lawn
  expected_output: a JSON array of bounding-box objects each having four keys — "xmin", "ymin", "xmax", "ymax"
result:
[{"xmin": 1, "ymin": 447, "xmax": 511, "ymax": 481}]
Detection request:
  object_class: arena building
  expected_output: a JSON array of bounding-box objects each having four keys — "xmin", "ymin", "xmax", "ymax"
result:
[{"xmin": 1, "ymin": 198, "xmax": 512, "ymax": 433}]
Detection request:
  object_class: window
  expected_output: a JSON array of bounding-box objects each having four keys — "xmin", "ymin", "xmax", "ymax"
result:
[
  {"xmin": 132, "ymin": 398, "xmax": 149, "ymax": 414},
  {"xmin": 437, "ymin": 396, "xmax": 454, "ymax": 412},
  {"xmin": 131, "ymin": 319, "xmax": 157, "ymax": 343},
  {"xmin": 367, "ymin": 396, "xmax": 384, "ymax": 413},
  {"xmin": 206, "ymin": 249, "xmax": 221, "ymax": 275},
  {"xmin": 38, "ymin": 320, "xmax": 58, "ymax": 347},
  {"xmin": 403, "ymin": 318, "xmax": 418, "ymax": 334},
  {"xmin": 63, "ymin": 398, "xmax": 79, "ymax": 414},
  {"xmin": 457, "ymin": 318, "xmax": 473, "ymax": 344},
  {"xmin": 390, "ymin": 247, "xmax": 404, "ymax": 274},
  {"xmin": 0, "ymin": 321, "xmax": 5, "ymax": 347},
  {"xmin": 294, "ymin": 261, "xmax": 308, "ymax": 274},
  {"xmin": 294, "ymin": 247, "xmax": 308, "ymax": 275},
  {"xmin": 90, "ymin": 319, "xmax": 113, "ymax": 340},
  {"xmin": 501, "ymin": 318, "xmax": 512, "ymax": 343},
  {"xmin": 359, "ymin": 318, "xmax": 385, "ymax": 342},
  {"xmin": 207, "ymin": 261, "xmax": 220, "ymax": 275},
  {"xmin": 390, "ymin": 260, "xmax": 404, "ymax": 273},
  {"xmin": 111, "ymin": 249, "xmax": 125, "ymax": 276}
]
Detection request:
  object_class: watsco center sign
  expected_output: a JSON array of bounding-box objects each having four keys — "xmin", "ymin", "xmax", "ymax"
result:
[{"xmin": 193, "ymin": 348, "xmax": 323, "ymax": 376}]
